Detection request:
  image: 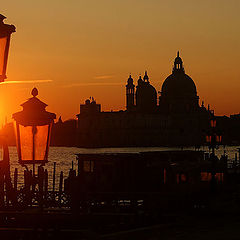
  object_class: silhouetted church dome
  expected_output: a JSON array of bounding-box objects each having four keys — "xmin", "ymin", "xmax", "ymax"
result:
[
  {"xmin": 136, "ymin": 73, "xmax": 157, "ymax": 99},
  {"xmin": 159, "ymin": 52, "xmax": 200, "ymax": 114},
  {"xmin": 162, "ymin": 73, "xmax": 197, "ymax": 97},
  {"xmin": 161, "ymin": 52, "xmax": 197, "ymax": 97},
  {"xmin": 136, "ymin": 72, "xmax": 157, "ymax": 112},
  {"xmin": 136, "ymin": 83, "xmax": 157, "ymax": 99}
]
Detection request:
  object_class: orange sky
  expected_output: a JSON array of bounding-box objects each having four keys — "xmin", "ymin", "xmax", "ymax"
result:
[{"xmin": 0, "ymin": 0, "xmax": 240, "ymax": 125}]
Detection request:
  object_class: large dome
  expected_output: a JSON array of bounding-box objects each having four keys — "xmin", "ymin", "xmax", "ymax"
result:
[
  {"xmin": 161, "ymin": 52, "xmax": 197, "ymax": 98},
  {"xmin": 159, "ymin": 52, "xmax": 199, "ymax": 114},
  {"xmin": 161, "ymin": 72, "xmax": 197, "ymax": 97}
]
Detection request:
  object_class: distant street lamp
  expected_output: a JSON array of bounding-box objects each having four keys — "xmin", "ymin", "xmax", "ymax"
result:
[
  {"xmin": 210, "ymin": 119, "xmax": 216, "ymax": 128},
  {"xmin": 206, "ymin": 117, "xmax": 222, "ymax": 155},
  {"xmin": 0, "ymin": 14, "xmax": 15, "ymax": 82},
  {"xmin": 12, "ymin": 88, "xmax": 56, "ymax": 167},
  {"xmin": 206, "ymin": 117, "xmax": 222, "ymax": 191}
]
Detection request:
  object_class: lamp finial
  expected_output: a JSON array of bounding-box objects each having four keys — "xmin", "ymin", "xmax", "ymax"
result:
[{"xmin": 31, "ymin": 87, "xmax": 38, "ymax": 97}]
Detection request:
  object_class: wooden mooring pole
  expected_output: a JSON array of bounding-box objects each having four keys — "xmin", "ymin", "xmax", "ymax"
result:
[
  {"xmin": 52, "ymin": 162, "xmax": 56, "ymax": 202},
  {"xmin": 58, "ymin": 171, "xmax": 63, "ymax": 206},
  {"xmin": 44, "ymin": 169, "xmax": 48, "ymax": 202},
  {"xmin": 38, "ymin": 166, "xmax": 44, "ymax": 208},
  {"xmin": 14, "ymin": 168, "xmax": 18, "ymax": 191},
  {"xmin": 0, "ymin": 169, "xmax": 4, "ymax": 208}
]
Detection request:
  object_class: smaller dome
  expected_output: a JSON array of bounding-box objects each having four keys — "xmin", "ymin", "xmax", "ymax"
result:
[
  {"xmin": 136, "ymin": 73, "xmax": 157, "ymax": 112},
  {"xmin": 136, "ymin": 82, "xmax": 157, "ymax": 96}
]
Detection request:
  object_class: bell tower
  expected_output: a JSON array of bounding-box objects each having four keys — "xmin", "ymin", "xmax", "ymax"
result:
[{"xmin": 126, "ymin": 74, "xmax": 135, "ymax": 111}]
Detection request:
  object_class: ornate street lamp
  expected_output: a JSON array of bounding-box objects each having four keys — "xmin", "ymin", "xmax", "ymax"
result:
[
  {"xmin": 0, "ymin": 14, "xmax": 15, "ymax": 82},
  {"xmin": 12, "ymin": 88, "xmax": 56, "ymax": 167}
]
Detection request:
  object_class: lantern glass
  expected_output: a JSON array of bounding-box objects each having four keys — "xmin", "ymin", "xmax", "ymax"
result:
[
  {"xmin": 211, "ymin": 119, "xmax": 216, "ymax": 128},
  {"xmin": 217, "ymin": 135, "xmax": 222, "ymax": 143},
  {"xmin": 35, "ymin": 124, "xmax": 50, "ymax": 161},
  {"xmin": 206, "ymin": 135, "xmax": 211, "ymax": 143},
  {"xmin": 15, "ymin": 123, "xmax": 52, "ymax": 164},
  {"xmin": 0, "ymin": 36, "xmax": 7, "ymax": 75}
]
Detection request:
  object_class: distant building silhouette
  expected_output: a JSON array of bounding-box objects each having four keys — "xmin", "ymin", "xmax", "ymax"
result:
[
  {"xmin": 125, "ymin": 52, "xmax": 201, "ymax": 114},
  {"xmin": 58, "ymin": 116, "xmax": 63, "ymax": 124},
  {"xmin": 51, "ymin": 119, "xmax": 77, "ymax": 147},
  {"xmin": 80, "ymin": 98, "xmax": 101, "ymax": 115},
  {"xmin": 5, "ymin": 53, "xmax": 239, "ymax": 147},
  {"xmin": 76, "ymin": 53, "xmax": 214, "ymax": 147}
]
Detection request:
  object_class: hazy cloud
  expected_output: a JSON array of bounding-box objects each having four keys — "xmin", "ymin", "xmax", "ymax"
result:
[
  {"xmin": 93, "ymin": 75, "xmax": 114, "ymax": 80},
  {"xmin": 62, "ymin": 82, "xmax": 123, "ymax": 88},
  {"xmin": 1, "ymin": 79, "xmax": 53, "ymax": 84}
]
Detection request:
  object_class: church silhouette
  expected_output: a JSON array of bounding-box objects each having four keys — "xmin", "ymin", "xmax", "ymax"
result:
[
  {"xmin": 126, "ymin": 52, "xmax": 200, "ymax": 114},
  {"xmin": 76, "ymin": 53, "xmax": 213, "ymax": 147}
]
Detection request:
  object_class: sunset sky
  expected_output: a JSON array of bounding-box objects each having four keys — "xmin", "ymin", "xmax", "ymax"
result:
[{"xmin": 0, "ymin": 0, "xmax": 240, "ymax": 125}]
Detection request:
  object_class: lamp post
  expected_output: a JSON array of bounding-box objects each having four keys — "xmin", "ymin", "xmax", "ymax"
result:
[
  {"xmin": 0, "ymin": 14, "xmax": 15, "ymax": 207},
  {"xmin": 206, "ymin": 117, "xmax": 222, "ymax": 191},
  {"xmin": 0, "ymin": 14, "xmax": 15, "ymax": 82},
  {"xmin": 206, "ymin": 118, "xmax": 222, "ymax": 155},
  {"xmin": 12, "ymin": 88, "xmax": 56, "ymax": 170}
]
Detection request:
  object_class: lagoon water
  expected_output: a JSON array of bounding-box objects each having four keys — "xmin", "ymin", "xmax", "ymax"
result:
[{"xmin": 6, "ymin": 145, "xmax": 240, "ymax": 189}]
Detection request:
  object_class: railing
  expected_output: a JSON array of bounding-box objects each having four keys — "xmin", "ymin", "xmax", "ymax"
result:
[{"xmin": 1, "ymin": 190, "xmax": 70, "ymax": 208}]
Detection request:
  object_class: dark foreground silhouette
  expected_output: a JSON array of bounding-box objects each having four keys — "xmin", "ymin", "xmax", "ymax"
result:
[{"xmin": 0, "ymin": 149, "xmax": 239, "ymax": 239}]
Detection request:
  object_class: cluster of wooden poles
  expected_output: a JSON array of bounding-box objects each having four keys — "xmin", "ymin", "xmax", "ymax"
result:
[{"xmin": 0, "ymin": 138, "xmax": 67, "ymax": 208}]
